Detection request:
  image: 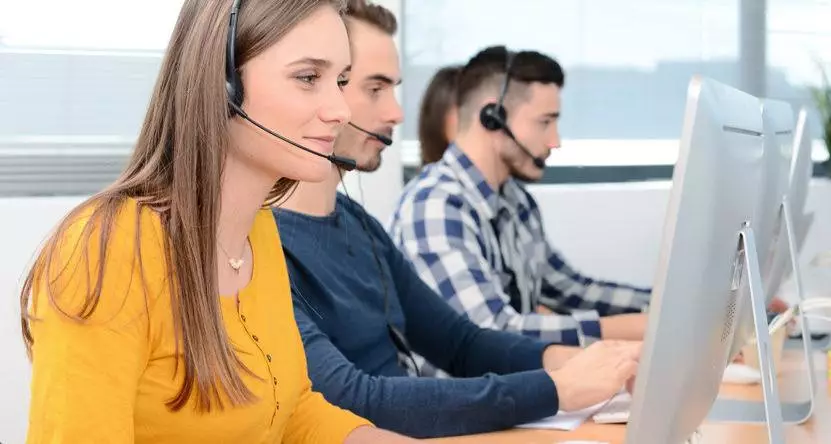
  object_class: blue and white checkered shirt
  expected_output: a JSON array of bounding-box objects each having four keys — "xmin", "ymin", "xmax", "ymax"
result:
[{"xmin": 389, "ymin": 144, "xmax": 651, "ymax": 346}]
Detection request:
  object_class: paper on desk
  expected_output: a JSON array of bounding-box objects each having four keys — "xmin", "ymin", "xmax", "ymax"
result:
[{"xmin": 515, "ymin": 398, "xmax": 610, "ymax": 431}]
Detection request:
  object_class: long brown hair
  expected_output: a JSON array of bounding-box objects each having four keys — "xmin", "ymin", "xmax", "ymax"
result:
[
  {"xmin": 418, "ymin": 65, "xmax": 461, "ymax": 166},
  {"xmin": 20, "ymin": 0, "xmax": 345, "ymax": 412}
]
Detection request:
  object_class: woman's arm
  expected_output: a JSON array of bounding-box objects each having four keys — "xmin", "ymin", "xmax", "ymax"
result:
[{"xmin": 26, "ymin": 214, "xmax": 152, "ymax": 442}]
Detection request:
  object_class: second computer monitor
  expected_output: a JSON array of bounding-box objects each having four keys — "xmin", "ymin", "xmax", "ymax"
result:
[
  {"xmin": 625, "ymin": 76, "xmax": 766, "ymax": 444},
  {"xmin": 763, "ymin": 108, "xmax": 813, "ymax": 302},
  {"xmin": 729, "ymin": 98, "xmax": 795, "ymax": 359}
]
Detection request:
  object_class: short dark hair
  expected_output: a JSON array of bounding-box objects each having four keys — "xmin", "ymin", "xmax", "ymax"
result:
[
  {"xmin": 418, "ymin": 65, "xmax": 462, "ymax": 166},
  {"xmin": 344, "ymin": 0, "xmax": 397, "ymax": 35},
  {"xmin": 456, "ymin": 46, "xmax": 565, "ymax": 128}
]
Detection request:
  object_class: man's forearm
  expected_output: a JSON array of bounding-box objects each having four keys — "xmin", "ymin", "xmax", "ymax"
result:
[
  {"xmin": 344, "ymin": 425, "xmax": 418, "ymax": 443},
  {"xmin": 599, "ymin": 313, "xmax": 648, "ymax": 341}
]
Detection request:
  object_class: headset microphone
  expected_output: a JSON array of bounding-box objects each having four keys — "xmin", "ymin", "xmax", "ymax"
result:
[
  {"xmin": 478, "ymin": 49, "xmax": 547, "ymax": 170},
  {"xmin": 228, "ymin": 102, "xmax": 357, "ymax": 171},
  {"xmin": 225, "ymin": 0, "xmax": 356, "ymax": 172},
  {"xmin": 348, "ymin": 122, "xmax": 393, "ymax": 146},
  {"xmin": 495, "ymin": 115, "xmax": 546, "ymax": 169}
]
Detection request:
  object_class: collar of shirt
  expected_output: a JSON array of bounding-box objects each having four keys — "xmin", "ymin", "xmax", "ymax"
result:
[
  {"xmin": 441, "ymin": 144, "xmax": 534, "ymax": 225},
  {"xmin": 441, "ymin": 143, "xmax": 501, "ymax": 219}
]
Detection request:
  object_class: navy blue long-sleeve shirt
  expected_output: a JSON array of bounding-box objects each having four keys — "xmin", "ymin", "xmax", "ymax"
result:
[{"xmin": 273, "ymin": 194, "xmax": 560, "ymax": 438}]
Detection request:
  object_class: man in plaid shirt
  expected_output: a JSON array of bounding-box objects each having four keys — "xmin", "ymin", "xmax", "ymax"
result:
[{"xmin": 389, "ymin": 46, "xmax": 651, "ymax": 347}]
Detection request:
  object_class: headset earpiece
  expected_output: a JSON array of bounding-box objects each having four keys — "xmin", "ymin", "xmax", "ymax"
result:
[
  {"xmin": 226, "ymin": 77, "xmax": 244, "ymax": 111},
  {"xmin": 479, "ymin": 103, "xmax": 507, "ymax": 131},
  {"xmin": 226, "ymin": 0, "xmax": 244, "ymax": 113}
]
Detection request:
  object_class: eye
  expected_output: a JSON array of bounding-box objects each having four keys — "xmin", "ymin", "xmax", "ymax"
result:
[
  {"xmin": 367, "ymin": 83, "xmax": 385, "ymax": 98},
  {"xmin": 296, "ymin": 73, "xmax": 320, "ymax": 85},
  {"xmin": 337, "ymin": 77, "xmax": 350, "ymax": 90}
]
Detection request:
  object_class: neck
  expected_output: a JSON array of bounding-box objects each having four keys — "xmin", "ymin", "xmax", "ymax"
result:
[
  {"xmin": 278, "ymin": 167, "xmax": 342, "ymax": 217},
  {"xmin": 454, "ymin": 130, "xmax": 510, "ymax": 189},
  {"xmin": 218, "ymin": 154, "xmax": 275, "ymax": 255}
]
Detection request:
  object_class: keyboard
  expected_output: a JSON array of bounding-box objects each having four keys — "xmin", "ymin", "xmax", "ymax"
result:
[
  {"xmin": 591, "ymin": 362, "xmax": 762, "ymax": 424},
  {"xmin": 591, "ymin": 392, "xmax": 632, "ymax": 424}
]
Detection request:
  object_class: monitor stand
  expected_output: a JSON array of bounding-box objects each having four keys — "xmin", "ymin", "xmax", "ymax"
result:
[{"xmin": 708, "ymin": 201, "xmax": 816, "ymax": 430}]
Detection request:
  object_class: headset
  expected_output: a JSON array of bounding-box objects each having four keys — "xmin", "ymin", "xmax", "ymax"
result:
[
  {"xmin": 349, "ymin": 122, "xmax": 394, "ymax": 146},
  {"xmin": 478, "ymin": 50, "xmax": 547, "ymax": 169},
  {"xmin": 225, "ymin": 0, "xmax": 358, "ymax": 171}
]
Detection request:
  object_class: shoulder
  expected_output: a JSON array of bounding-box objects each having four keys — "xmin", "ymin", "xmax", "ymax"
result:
[
  {"xmin": 393, "ymin": 173, "xmax": 483, "ymax": 239},
  {"xmin": 32, "ymin": 197, "xmax": 168, "ymax": 320},
  {"xmin": 397, "ymin": 167, "xmax": 476, "ymax": 219},
  {"xmin": 399, "ymin": 164, "xmax": 467, "ymax": 206},
  {"xmin": 335, "ymin": 193, "xmax": 391, "ymax": 242}
]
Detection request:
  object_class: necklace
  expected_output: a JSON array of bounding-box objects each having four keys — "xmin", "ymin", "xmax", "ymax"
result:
[{"xmin": 218, "ymin": 237, "xmax": 248, "ymax": 273}]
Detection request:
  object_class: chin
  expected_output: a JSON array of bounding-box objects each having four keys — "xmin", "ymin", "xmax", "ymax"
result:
[
  {"xmin": 274, "ymin": 157, "xmax": 333, "ymax": 183},
  {"xmin": 512, "ymin": 168, "xmax": 544, "ymax": 183},
  {"xmin": 357, "ymin": 155, "xmax": 383, "ymax": 173}
]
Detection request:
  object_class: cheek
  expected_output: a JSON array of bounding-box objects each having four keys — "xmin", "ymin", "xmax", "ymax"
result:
[{"xmin": 261, "ymin": 142, "xmax": 333, "ymax": 182}]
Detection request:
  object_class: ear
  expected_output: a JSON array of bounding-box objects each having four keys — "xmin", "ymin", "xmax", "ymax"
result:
[{"xmin": 444, "ymin": 107, "xmax": 458, "ymax": 140}]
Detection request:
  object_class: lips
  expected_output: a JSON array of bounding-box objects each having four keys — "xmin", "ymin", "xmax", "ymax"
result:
[{"xmin": 304, "ymin": 136, "xmax": 336, "ymax": 154}]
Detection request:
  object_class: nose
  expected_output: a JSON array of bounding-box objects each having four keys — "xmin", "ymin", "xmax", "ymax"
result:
[
  {"xmin": 383, "ymin": 93, "xmax": 404, "ymax": 126},
  {"xmin": 320, "ymin": 87, "xmax": 352, "ymax": 126},
  {"xmin": 548, "ymin": 126, "xmax": 561, "ymax": 150}
]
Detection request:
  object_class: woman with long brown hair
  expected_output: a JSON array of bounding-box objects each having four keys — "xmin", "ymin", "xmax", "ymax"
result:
[
  {"xmin": 417, "ymin": 65, "xmax": 461, "ymax": 166},
  {"xmin": 21, "ymin": 0, "xmax": 414, "ymax": 442}
]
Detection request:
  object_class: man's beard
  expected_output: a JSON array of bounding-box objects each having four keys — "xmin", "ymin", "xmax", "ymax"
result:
[
  {"xmin": 358, "ymin": 152, "xmax": 383, "ymax": 172},
  {"xmin": 509, "ymin": 163, "xmax": 541, "ymax": 182}
]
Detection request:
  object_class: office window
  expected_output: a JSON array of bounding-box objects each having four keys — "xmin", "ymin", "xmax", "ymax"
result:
[
  {"xmin": 401, "ymin": 0, "xmax": 829, "ymax": 175},
  {"xmin": 768, "ymin": 0, "xmax": 831, "ymax": 148},
  {"xmin": 0, "ymin": 0, "xmax": 184, "ymax": 196}
]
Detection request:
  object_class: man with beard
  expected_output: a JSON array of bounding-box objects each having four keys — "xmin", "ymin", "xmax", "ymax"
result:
[
  {"xmin": 389, "ymin": 46, "xmax": 652, "ymax": 346},
  {"xmin": 273, "ymin": 1, "xmax": 641, "ymax": 438}
]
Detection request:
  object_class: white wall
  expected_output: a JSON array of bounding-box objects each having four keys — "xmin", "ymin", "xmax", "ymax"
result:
[
  {"xmin": 0, "ymin": 196, "xmax": 85, "ymax": 444},
  {"xmin": 528, "ymin": 179, "xmax": 831, "ymax": 293},
  {"xmin": 2, "ymin": 180, "xmax": 830, "ymax": 442}
]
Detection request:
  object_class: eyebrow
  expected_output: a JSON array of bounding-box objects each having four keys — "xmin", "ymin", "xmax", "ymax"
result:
[
  {"xmin": 288, "ymin": 57, "xmax": 332, "ymax": 68},
  {"xmin": 542, "ymin": 111, "xmax": 561, "ymax": 119},
  {"xmin": 364, "ymin": 74, "xmax": 403, "ymax": 86}
]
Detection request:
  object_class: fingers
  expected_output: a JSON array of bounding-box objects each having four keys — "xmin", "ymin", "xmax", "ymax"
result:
[
  {"xmin": 614, "ymin": 358, "xmax": 639, "ymax": 384},
  {"xmin": 626, "ymin": 376, "xmax": 637, "ymax": 394},
  {"xmin": 596, "ymin": 340, "xmax": 642, "ymax": 361}
]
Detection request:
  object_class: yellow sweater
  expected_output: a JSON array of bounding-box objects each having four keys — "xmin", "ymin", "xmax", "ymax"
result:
[{"xmin": 26, "ymin": 199, "xmax": 370, "ymax": 443}]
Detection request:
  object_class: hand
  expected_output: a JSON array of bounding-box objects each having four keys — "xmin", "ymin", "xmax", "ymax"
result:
[
  {"xmin": 536, "ymin": 305, "xmax": 554, "ymax": 314},
  {"xmin": 599, "ymin": 313, "xmax": 648, "ymax": 341},
  {"xmin": 542, "ymin": 345, "xmax": 582, "ymax": 371},
  {"xmin": 768, "ymin": 296, "xmax": 789, "ymax": 314},
  {"xmin": 548, "ymin": 340, "xmax": 641, "ymax": 412}
]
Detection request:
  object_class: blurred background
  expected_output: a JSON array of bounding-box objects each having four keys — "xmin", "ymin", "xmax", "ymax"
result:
[{"xmin": 1, "ymin": 1, "xmax": 830, "ymax": 442}]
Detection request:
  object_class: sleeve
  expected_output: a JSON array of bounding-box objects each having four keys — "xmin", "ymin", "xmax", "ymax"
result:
[
  {"xmin": 283, "ymin": 372, "xmax": 372, "ymax": 444},
  {"xmin": 25, "ymin": 213, "xmax": 152, "ymax": 443},
  {"xmin": 391, "ymin": 189, "xmax": 597, "ymax": 346},
  {"xmin": 293, "ymin": 305, "xmax": 559, "ymax": 439},
  {"xmin": 538, "ymin": 233, "xmax": 652, "ymax": 318}
]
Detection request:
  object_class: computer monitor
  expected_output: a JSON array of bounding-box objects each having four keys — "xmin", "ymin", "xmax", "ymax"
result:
[
  {"xmin": 786, "ymin": 109, "xmax": 814, "ymax": 258},
  {"xmin": 625, "ymin": 76, "xmax": 784, "ymax": 444},
  {"xmin": 763, "ymin": 108, "xmax": 813, "ymax": 302},
  {"xmin": 727, "ymin": 99, "xmax": 794, "ymax": 361}
]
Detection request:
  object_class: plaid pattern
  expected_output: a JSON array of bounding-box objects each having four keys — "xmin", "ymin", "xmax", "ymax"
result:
[{"xmin": 389, "ymin": 144, "xmax": 651, "ymax": 346}]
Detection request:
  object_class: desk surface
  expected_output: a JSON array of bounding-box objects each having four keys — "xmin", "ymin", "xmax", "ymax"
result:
[{"xmin": 429, "ymin": 350, "xmax": 830, "ymax": 443}]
